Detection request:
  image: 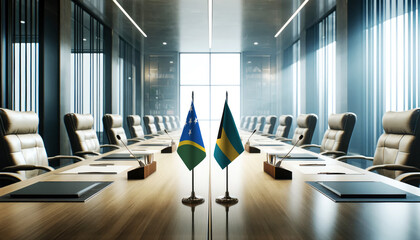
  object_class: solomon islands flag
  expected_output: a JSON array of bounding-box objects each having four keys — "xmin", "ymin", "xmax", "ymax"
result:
[
  {"xmin": 214, "ymin": 100, "xmax": 244, "ymax": 169},
  {"xmin": 177, "ymin": 101, "xmax": 206, "ymax": 170}
]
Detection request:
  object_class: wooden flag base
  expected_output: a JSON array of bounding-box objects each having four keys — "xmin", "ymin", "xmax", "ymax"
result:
[
  {"xmin": 263, "ymin": 161, "xmax": 292, "ymax": 180},
  {"xmin": 161, "ymin": 141, "xmax": 177, "ymax": 153},
  {"xmin": 244, "ymin": 142, "xmax": 260, "ymax": 153},
  {"xmin": 127, "ymin": 161, "xmax": 157, "ymax": 179}
]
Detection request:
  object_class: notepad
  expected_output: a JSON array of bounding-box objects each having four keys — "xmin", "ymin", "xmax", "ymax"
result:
[
  {"xmin": 276, "ymin": 153, "xmax": 318, "ymax": 159},
  {"xmin": 59, "ymin": 165, "xmax": 132, "ymax": 174},
  {"xmin": 298, "ymin": 165, "xmax": 360, "ymax": 174},
  {"xmin": 318, "ymin": 181, "xmax": 407, "ymax": 198},
  {"xmin": 102, "ymin": 151, "xmax": 147, "ymax": 159},
  {"xmin": 9, "ymin": 182, "xmax": 101, "ymax": 198}
]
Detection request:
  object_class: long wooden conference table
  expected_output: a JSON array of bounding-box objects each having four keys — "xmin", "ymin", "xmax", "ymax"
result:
[{"xmin": 0, "ymin": 131, "xmax": 419, "ymax": 239}]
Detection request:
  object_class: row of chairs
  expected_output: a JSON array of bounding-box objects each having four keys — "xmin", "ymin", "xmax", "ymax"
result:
[
  {"xmin": 242, "ymin": 110, "xmax": 420, "ymax": 185},
  {"xmin": 142, "ymin": 115, "xmax": 180, "ymax": 135},
  {"xmin": 0, "ymin": 108, "xmax": 179, "ymax": 187}
]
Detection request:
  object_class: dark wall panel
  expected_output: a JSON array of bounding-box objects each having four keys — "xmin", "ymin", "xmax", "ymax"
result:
[{"xmin": 39, "ymin": 0, "xmax": 60, "ymax": 156}]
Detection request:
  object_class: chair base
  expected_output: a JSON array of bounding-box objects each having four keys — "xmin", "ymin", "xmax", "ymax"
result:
[
  {"xmin": 263, "ymin": 161, "xmax": 292, "ymax": 180},
  {"xmin": 127, "ymin": 161, "xmax": 157, "ymax": 179}
]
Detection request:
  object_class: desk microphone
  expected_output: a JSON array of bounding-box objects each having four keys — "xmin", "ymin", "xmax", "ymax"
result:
[
  {"xmin": 164, "ymin": 129, "xmax": 174, "ymax": 143},
  {"xmin": 246, "ymin": 129, "xmax": 257, "ymax": 144},
  {"xmin": 117, "ymin": 135, "xmax": 145, "ymax": 167},
  {"xmin": 275, "ymin": 135, "xmax": 303, "ymax": 167}
]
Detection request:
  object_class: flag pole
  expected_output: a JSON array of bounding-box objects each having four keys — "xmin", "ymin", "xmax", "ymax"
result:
[
  {"xmin": 182, "ymin": 91, "xmax": 204, "ymax": 205},
  {"xmin": 216, "ymin": 91, "xmax": 238, "ymax": 205}
]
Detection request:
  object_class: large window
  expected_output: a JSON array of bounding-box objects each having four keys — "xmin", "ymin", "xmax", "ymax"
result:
[
  {"xmin": 70, "ymin": 2, "xmax": 105, "ymax": 137},
  {"xmin": 119, "ymin": 38, "xmax": 140, "ymax": 132},
  {"xmin": 316, "ymin": 11, "xmax": 336, "ymax": 141},
  {"xmin": 180, "ymin": 53, "xmax": 241, "ymax": 149},
  {"xmin": 282, "ymin": 40, "xmax": 301, "ymax": 126},
  {"xmin": 5, "ymin": 0, "xmax": 39, "ymax": 112},
  {"xmin": 365, "ymin": 0, "xmax": 419, "ymax": 153}
]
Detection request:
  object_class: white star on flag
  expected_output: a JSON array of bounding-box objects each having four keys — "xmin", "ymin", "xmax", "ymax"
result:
[
  {"xmin": 188, "ymin": 129, "xmax": 192, "ymax": 135},
  {"xmin": 194, "ymin": 118, "xmax": 198, "ymax": 124},
  {"xmin": 189, "ymin": 118, "xmax": 192, "ymax": 124}
]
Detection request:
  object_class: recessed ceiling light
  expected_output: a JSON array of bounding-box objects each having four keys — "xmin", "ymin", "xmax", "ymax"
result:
[
  {"xmin": 20, "ymin": 20, "xmax": 25, "ymax": 24},
  {"xmin": 162, "ymin": 42, "xmax": 167, "ymax": 45},
  {"xmin": 248, "ymin": 61, "xmax": 252, "ymax": 64},
  {"xmin": 112, "ymin": 0, "xmax": 147, "ymax": 37},
  {"xmin": 275, "ymin": 0, "xmax": 309, "ymax": 37},
  {"xmin": 83, "ymin": 38, "xmax": 87, "ymax": 42},
  {"xmin": 169, "ymin": 61, "xmax": 174, "ymax": 64},
  {"xmin": 253, "ymin": 42, "xmax": 259, "ymax": 45}
]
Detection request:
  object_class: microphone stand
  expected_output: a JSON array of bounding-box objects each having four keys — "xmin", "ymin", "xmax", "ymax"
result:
[
  {"xmin": 117, "ymin": 135, "xmax": 157, "ymax": 179},
  {"xmin": 274, "ymin": 135, "xmax": 303, "ymax": 167},
  {"xmin": 263, "ymin": 135, "xmax": 303, "ymax": 180},
  {"xmin": 245, "ymin": 129, "xmax": 260, "ymax": 153},
  {"xmin": 117, "ymin": 135, "xmax": 145, "ymax": 167}
]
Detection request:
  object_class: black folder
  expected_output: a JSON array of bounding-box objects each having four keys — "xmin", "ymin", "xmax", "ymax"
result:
[
  {"xmin": 9, "ymin": 181, "xmax": 101, "ymax": 198},
  {"xmin": 318, "ymin": 181, "xmax": 407, "ymax": 198}
]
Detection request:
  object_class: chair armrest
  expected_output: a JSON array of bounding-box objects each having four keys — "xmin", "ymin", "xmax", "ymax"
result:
[
  {"xmin": 300, "ymin": 144, "xmax": 321, "ymax": 149},
  {"xmin": 335, "ymin": 155, "xmax": 374, "ymax": 162},
  {"xmin": 366, "ymin": 164, "xmax": 420, "ymax": 173},
  {"xmin": 2, "ymin": 165, "xmax": 54, "ymax": 173},
  {"xmin": 74, "ymin": 150, "xmax": 101, "ymax": 158},
  {"xmin": 100, "ymin": 144, "xmax": 121, "ymax": 150},
  {"xmin": 395, "ymin": 172, "xmax": 420, "ymax": 183},
  {"xmin": 277, "ymin": 137, "xmax": 291, "ymax": 142},
  {"xmin": 132, "ymin": 137, "xmax": 146, "ymax": 141},
  {"xmin": 319, "ymin": 150, "xmax": 347, "ymax": 158},
  {"xmin": 48, "ymin": 155, "xmax": 84, "ymax": 165},
  {"xmin": 128, "ymin": 139, "xmax": 142, "ymax": 143},
  {"xmin": 0, "ymin": 172, "xmax": 24, "ymax": 184}
]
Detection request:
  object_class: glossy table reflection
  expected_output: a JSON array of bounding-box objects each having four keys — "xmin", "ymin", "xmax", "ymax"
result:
[
  {"xmin": 211, "ymin": 132, "xmax": 420, "ymax": 239},
  {"xmin": 0, "ymin": 133, "xmax": 419, "ymax": 239}
]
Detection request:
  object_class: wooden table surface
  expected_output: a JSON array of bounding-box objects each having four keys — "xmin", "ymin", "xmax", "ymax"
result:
[{"xmin": 0, "ymin": 133, "xmax": 419, "ymax": 240}]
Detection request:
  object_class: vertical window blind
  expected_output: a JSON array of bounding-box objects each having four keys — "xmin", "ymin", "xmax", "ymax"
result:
[
  {"xmin": 119, "ymin": 38, "xmax": 140, "ymax": 130},
  {"xmin": 7, "ymin": 0, "xmax": 39, "ymax": 112},
  {"xmin": 316, "ymin": 11, "xmax": 336, "ymax": 141},
  {"xmin": 70, "ymin": 2, "xmax": 105, "ymax": 137},
  {"xmin": 281, "ymin": 40, "xmax": 301, "ymax": 128},
  {"xmin": 365, "ymin": 0, "xmax": 419, "ymax": 153}
]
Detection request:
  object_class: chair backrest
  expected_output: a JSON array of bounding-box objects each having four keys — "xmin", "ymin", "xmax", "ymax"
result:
[
  {"xmin": 154, "ymin": 116, "xmax": 165, "ymax": 132},
  {"xmin": 320, "ymin": 113, "xmax": 357, "ymax": 154},
  {"xmin": 262, "ymin": 116, "xmax": 277, "ymax": 134},
  {"xmin": 103, "ymin": 114, "xmax": 127, "ymax": 146},
  {"xmin": 244, "ymin": 116, "xmax": 251, "ymax": 129},
  {"xmin": 64, "ymin": 113, "xmax": 100, "ymax": 154},
  {"xmin": 170, "ymin": 116, "xmax": 177, "ymax": 129},
  {"xmin": 240, "ymin": 116, "xmax": 246, "ymax": 129},
  {"xmin": 0, "ymin": 108, "xmax": 48, "ymax": 179},
  {"xmin": 175, "ymin": 116, "xmax": 180, "ymax": 128},
  {"xmin": 276, "ymin": 115, "xmax": 293, "ymax": 138},
  {"xmin": 143, "ymin": 115, "xmax": 158, "ymax": 134},
  {"xmin": 248, "ymin": 116, "xmax": 258, "ymax": 131},
  {"xmin": 373, "ymin": 109, "xmax": 420, "ymax": 178},
  {"xmin": 255, "ymin": 116, "xmax": 266, "ymax": 132},
  {"xmin": 291, "ymin": 114, "xmax": 317, "ymax": 146},
  {"xmin": 127, "ymin": 115, "xmax": 145, "ymax": 138},
  {"xmin": 163, "ymin": 116, "xmax": 172, "ymax": 131}
]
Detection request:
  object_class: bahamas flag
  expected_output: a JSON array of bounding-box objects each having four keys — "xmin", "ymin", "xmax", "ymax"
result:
[
  {"xmin": 214, "ymin": 100, "xmax": 244, "ymax": 169},
  {"xmin": 177, "ymin": 102, "xmax": 206, "ymax": 170}
]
